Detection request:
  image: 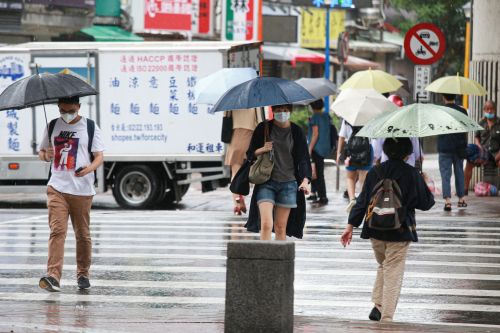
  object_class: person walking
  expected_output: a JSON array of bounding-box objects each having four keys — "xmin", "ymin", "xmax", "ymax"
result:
[
  {"xmin": 224, "ymin": 108, "xmax": 260, "ymax": 215},
  {"xmin": 340, "ymin": 138, "xmax": 435, "ymax": 322},
  {"xmin": 438, "ymin": 93, "xmax": 468, "ymax": 211},
  {"xmin": 337, "ymin": 120, "xmax": 373, "ymax": 212},
  {"xmin": 307, "ymin": 99, "xmax": 331, "ymax": 206},
  {"xmin": 244, "ymin": 104, "xmax": 312, "ymax": 240},
  {"xmin": 38, "ymin": 96, "xmax": 105, "ymax": 292},
  {"xmin": 464, "ymin": 100, "xmax": 500, "ymax": 194}
]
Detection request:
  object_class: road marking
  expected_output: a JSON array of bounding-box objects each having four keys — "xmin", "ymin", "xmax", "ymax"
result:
[
  {"xmin": 1, "ymin": 251, "xmax": 500, "ymax": 269},
  {"xmin": 0, "ymin": 215, "xmax": 46, "ymax": 225},
  {"xmin": 2, "ymin": 278, "xmax": 500, "ymax": 298},
  {"xmin": 0, "ymin": 264, "xmax": 499, "ymax": 281},
  {"xmin": 0, "ymin": 322, "xmax": 122, "ymax": 333}
]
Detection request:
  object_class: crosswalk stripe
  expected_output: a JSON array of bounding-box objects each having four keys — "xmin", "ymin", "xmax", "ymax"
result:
[
  {"xmin": 1, "ymin": 243, "xmax": 499, "ymax": 258},
  {"xmin": 1, "ymin": 251, "xmax": 499, "ymax": 269},
  {"xmin": 2, "ymin": 278, "xmax": 500, "ymax": 297},
  {"xmin": 0, "ymin": 264, "xmax": 499, "ymax": 280},
  {"xmin": 0, "ymin": 292, "xmax": 499, "ymax": 313}
]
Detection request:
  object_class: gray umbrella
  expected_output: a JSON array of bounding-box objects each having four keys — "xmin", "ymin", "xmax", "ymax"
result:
[
  {"xmin": 294, "ymin": 78, "xmax": 338, "ymax": 105},
  {"xmin": 0, "ymin": 72, "xmax": 97, "ymax": 111}
]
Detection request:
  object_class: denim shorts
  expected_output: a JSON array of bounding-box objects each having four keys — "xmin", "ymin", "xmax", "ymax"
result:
[{"xmin": 255, "ymin": 179, "xmax": 298, "ymax": 208}]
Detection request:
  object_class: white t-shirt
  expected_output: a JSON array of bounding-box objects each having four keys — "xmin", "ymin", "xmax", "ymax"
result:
[
  {"xmin": 39, "ymin": 117, "xmax": 105, "ymax": 196},
  {"xmin": 339, "ymin": 120, "xmax": 353, "ymax": 141},
  {"xmin": 372, "ymin": 137, "xmax": 422, "ymax": 167}
]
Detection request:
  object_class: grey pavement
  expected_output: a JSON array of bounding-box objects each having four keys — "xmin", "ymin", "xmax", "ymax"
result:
[{"xmin": 0, "ymin": 155, "xmax": 499, "ymax": 332}]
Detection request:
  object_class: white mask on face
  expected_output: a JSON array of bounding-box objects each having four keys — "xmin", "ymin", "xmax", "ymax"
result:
[
  {"xmin": 60, "ymin": 112, "xmax": 77, "ymax": 123},
  {"xmin": 274, "ymin": 111, "xmax": 291, "ymax": 123}
]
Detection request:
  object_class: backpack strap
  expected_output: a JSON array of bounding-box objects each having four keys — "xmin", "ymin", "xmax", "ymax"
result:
[
  {"xmin": 47, "ymin": 119, "xmax": 58, "ymax": 182},
  {"xmin": 86, "ymin": 118, "xmax": 97, "ymax": 185}
]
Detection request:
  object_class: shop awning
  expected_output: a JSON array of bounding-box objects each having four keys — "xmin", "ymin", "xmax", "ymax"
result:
[
  {"xmin": 263, "ymin": 45, "xmax": 333, "ymax": 67},
  {"xmin": 332, "ymin": 55, "xmax": 381, "ymax": 71},
  {"xmin": 80, "ymin": 25, "xmax": 143, "ymax": 42}
]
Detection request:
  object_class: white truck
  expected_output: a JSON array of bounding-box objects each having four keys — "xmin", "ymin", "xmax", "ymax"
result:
[{"xmin": 0, "ymin": 41, "xmax": 261, "ymax": 209}]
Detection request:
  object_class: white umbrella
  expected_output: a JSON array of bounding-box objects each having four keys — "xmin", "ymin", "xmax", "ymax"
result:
[
  {"xmin": 294, "ymin": 78, "xmax": 337, "ymax": 105},
  {"xmin": 195, "ymin": 68, "xmax": 258, "ymax": 105},
  {"xmin": 330, "ymin": 88, "xmax": 397, "ymax": 126}
]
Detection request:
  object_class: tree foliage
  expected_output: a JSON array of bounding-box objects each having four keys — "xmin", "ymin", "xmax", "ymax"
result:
[{"xmin": 390, "ymin": 0, "xmax": 469, "ymax": 76}]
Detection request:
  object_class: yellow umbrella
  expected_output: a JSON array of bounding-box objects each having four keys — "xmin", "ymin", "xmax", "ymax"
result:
[
  {"xmin": 339, "ymin": 68, "xmax": 403, "ymax": 93},
  {"xmin": 425, "ymin": 73, "xmax": 487, "ymax": 96}
]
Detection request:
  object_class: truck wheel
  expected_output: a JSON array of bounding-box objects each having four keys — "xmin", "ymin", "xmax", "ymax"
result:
[
  {"xmin": 113, "ymin": 165, "xmax": 161, "ymax": 209},
  {"xmin": 156, "ymin": 182, "xmax": 190, "ymax": 208}
]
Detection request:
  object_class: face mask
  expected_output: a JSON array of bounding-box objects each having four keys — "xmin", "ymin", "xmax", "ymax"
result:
[
  {"xmin": 485, "ymin": 113, "xmax": 495, "ymax": 119},
  {"xmin": 274, "ymin": 111, "xmax": 291, "ymax": 123},
  {"xmin": 60, "ymin": 112, "xmax": 77, "ymax": 123}
]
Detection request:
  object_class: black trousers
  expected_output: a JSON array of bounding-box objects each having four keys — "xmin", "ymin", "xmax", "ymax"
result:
[{"xmin": 311, "ymin": 150, "xmax": 327, "ymax": 200}]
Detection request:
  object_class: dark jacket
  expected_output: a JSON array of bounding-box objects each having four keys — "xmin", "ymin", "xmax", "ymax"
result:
[
  {"xmin": 245, "ymin": 120, "xmax": 312, "ymax": 238},
  {"xmin": 348, "ymin": 159, "xmax": 435, "ymax": 242},
  {"xmin": 437, "ymin": 103, "xmax": 468, "ymax": 154},
  {"xmin": 476, "ymin": 118, "xmax": 500, "ymax": 155}
]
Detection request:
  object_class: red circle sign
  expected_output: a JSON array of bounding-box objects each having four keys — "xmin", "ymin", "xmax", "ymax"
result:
[{"xmin": 404, "ymin": 23, "xmax": 446, "ymax": 65}]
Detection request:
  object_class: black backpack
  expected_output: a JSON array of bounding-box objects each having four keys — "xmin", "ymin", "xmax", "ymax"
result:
[
  {"xmin": 365, "ymin": 166, "xmax": 403, "ymax": 230},
  {"xmin": 47, "ymin": 118, "xmax": 96, "ymax": 183},
  {"xmin": 345, "ymin": 125, "xmax": 371, "ymax": 166}
]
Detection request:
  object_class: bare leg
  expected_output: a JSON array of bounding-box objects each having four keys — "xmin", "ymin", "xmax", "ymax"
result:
[
  {"xmin": 464, "ymin": 161, "xmax": 474, "ymax": 193},
  {"xmin": 346, "ymin": 170, "xmax": 357, "ymax": 201},
  {"xmin": 274, "ymin": 206, "xmax": 291, "ymax": 240},
  {"xmin": 357, "ymin": 170, "xmax": 369, "ymax": 193},
  {"xmin": 258, "ymin": 202, "xmax": 274, "ymax": 240},
  {"xmin": 231, "ymin": 164, "xmax": 243, "ymax": 213}
]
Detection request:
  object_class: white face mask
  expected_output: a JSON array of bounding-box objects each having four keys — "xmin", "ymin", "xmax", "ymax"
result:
[
  {"xmin": 274, "ymin": 111, "xmax": 291, "ymax": 123},
  {"xmin": 60, "ymin": 112, "xmax": 77, "ymax": 123}
]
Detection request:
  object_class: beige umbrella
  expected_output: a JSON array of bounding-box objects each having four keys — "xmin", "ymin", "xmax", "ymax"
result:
[
  {"xmin": 339, "ymin": 68, "xmax": 403, "ymax": 93},
  {"xmin": 425, "ymin": 73, "xmax": 487, "ymax": 96}
]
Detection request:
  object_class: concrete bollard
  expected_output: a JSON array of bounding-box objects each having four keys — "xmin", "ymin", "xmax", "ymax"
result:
[{"xmin": 224, "ymin": 240, "xmax": 295, "ymax": 333}]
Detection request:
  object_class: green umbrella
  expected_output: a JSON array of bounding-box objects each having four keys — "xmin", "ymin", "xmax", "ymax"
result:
[{"xmin": 356, "ymin": 103, "xmax": 483, "ymax": 138}]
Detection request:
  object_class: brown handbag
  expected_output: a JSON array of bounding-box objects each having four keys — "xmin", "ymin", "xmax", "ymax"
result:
[{"xmin": 249, "ymin": 121, "xmax": 274, "ymax": 184}]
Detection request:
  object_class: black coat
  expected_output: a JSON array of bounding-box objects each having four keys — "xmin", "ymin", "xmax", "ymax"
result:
[
  {"xmin": 244, "ymin": 120, "xmax": 312, "ymax": 239},
  {"xmin": 348, "ymin": 159, "xmax": 435, "ymax": 242},
  {"xmin": 437, "ymin": 103, "xmax": 468, "ymax": 154}
]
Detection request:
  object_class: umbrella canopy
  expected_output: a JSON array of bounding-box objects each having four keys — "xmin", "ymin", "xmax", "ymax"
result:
[
  {"xmin": 330, "ymin": 88, "xmax": 397, "ymax": 126},
  {"xmin": 211, "ymin": 77, "xmax": 315, "ymax": 112},
  {"xmin": 339, "ymin": 68, "xmax": 403, "ymax": 93},
  {"xmin": 294, "ymin": 78, "xmax": 337, "ymax": 105},
  {"xmin": 195, "ymin": 68, "xmax": 258, "ymax": 105},
  {"xmin": 356, "ymin": 103, "xmax": 483, "ymax": 138},
  {"xmin": 0, "ymin": 72, "xmax": 97, "ymax": 111},
  {"xmin": 425, "ymin": 73, "xmax": 487, "ymax": 96}
]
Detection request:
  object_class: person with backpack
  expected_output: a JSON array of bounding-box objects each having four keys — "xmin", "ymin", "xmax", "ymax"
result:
[
  {"xmin": 337, "ymin": 120, "xmax": 373, "ymax": 212},
  {"xmin": 38, "ymin": 96, "xmax": 105, "ymax": 292},
  {"xmin": 340, "ymin": 138, "xmax": 435, "ymax": 322},
  {"xmin": 307, "ymin": 99, "xmax": 336, "ymax": 206}
]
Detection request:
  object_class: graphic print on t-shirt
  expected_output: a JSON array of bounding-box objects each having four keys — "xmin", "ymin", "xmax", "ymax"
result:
[{"xmin": 54, "ymin": 131, "xmax": 79, "ymax": 171}]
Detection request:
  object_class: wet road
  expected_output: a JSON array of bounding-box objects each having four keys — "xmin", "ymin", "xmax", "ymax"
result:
[{"xmin": 0, "ymin": 189, "xmax": 499, "ymax": 332}]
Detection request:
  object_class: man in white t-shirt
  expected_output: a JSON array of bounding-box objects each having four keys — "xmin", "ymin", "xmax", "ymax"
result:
[{"xmin": 38, "ymin": 96, "xmax": 105, "ymax": 292}]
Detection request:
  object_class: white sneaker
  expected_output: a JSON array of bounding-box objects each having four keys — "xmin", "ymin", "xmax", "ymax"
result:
[{"xmin": 345, "ymin": 199, "xmax": 356, "ymax": 213}]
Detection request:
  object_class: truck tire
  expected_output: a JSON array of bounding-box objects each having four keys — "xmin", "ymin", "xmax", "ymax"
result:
[
  {"xmin": 156, "ymin": 181, "xmax": 190, "ymax": 208},
  {"xmin": 113, "ymin": 165, "xmax": 161, "ymax": 209}
]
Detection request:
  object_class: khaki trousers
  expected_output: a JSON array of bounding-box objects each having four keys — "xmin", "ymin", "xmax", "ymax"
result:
[
  {"xmin": 370, "ymin": 238, "xmax": 410, "ymax": 322},
  {"xmin": 46, "ymin": 186, "xmax": 93, "ymax": 282}
]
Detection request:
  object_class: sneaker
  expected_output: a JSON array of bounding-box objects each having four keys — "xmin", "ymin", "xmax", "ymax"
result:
[
  {"xmin": 345, "ymin": 199, "xmax": 356, "ymax": 213},
  {"xmin": 77, "ymin": 276, "xmax": 91, "ymax": 290},
  {"xmin": 312, "ymin": 198, "xmax": 329, "ymax": 207},
  {"xmin": 369, "ymin": 307, "xmax": 381, "ymax": 321},
  {"xmin": 39, "ymin": 276, "xmax": 60, "ymax": 292},
  {"xmin": 307, "ymin": 194, "xmax": 318, "ymax": 201}
]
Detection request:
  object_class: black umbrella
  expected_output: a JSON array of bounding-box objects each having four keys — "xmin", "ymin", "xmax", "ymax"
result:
[
  {"xmin": 0, "ymin": 72, "xmax": 97, "ymax": 111},
  {"xmin": 211, "ymin": 77, "xmax": 314, "ymax": 112}
]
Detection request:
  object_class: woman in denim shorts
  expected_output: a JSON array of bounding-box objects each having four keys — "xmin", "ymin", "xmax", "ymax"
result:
[{"xmin": 246, "ymin": 104, "xmax": 312, "ymax": 240}]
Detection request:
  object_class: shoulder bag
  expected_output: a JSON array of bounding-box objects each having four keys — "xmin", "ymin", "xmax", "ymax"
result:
[{"xmin": 249, "ymin": 120, "xmax": 274, "ymax": 184}]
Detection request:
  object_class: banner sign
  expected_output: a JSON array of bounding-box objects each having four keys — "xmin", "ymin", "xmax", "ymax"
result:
[
  {"xmin": 144, "ymin": 0, "xmax": 192, "ymax": 32},
  {"xmin": 191, "ymin": 0, "xmax": 212, "ymax": 35},
  {"xmin": 223, "ymin": 0, "xmax": 259, "ymax": 41},
  {"xmin": 300, "ymin": 9, "xmax": 345, "ymax": 48},
  {"xmin": 98, "ymin": 51, "xmax": 224, "ymax": 155}
]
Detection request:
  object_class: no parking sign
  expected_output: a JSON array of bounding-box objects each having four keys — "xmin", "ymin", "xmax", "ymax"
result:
[{"xmin": 404, "ymin": 23, "xmax": 446, "ymax": 65}]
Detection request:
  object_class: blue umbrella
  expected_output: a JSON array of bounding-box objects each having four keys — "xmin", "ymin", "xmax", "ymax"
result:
[{"xmin": 211, "ymin": 77, "xmax": 315, "ymax": 112}]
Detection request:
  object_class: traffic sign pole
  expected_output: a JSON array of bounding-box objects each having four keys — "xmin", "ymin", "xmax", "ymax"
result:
[{"xmin": 324, "ymin": 7, "xmax": 330, "ymax": 113}]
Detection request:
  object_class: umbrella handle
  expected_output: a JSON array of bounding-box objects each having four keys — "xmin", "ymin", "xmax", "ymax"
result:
[{"xmin": 36, "ymin": 64, "xmax": 51, "ymax": 147}]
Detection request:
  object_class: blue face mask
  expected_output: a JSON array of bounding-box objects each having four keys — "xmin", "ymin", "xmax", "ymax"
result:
[
  {"xmin": 485, "ymin": 113, "xmax": 496, "ymax": 119},
  {"xmin": 274, "ymin": 111, "xmax": 291, "ymax": 123}
]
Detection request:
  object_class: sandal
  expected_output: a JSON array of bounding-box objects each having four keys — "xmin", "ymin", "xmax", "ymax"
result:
[
  {"xmin": 444, "ymin": 203, "xmax": 452, "ymax": 211},
  {"xmin": 239, "ymin": 195, "xmax": 247, "ymax": 214},
  {"xmin": 457, "ymin": 200, "xmax": 467, "ymax": 208}
]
